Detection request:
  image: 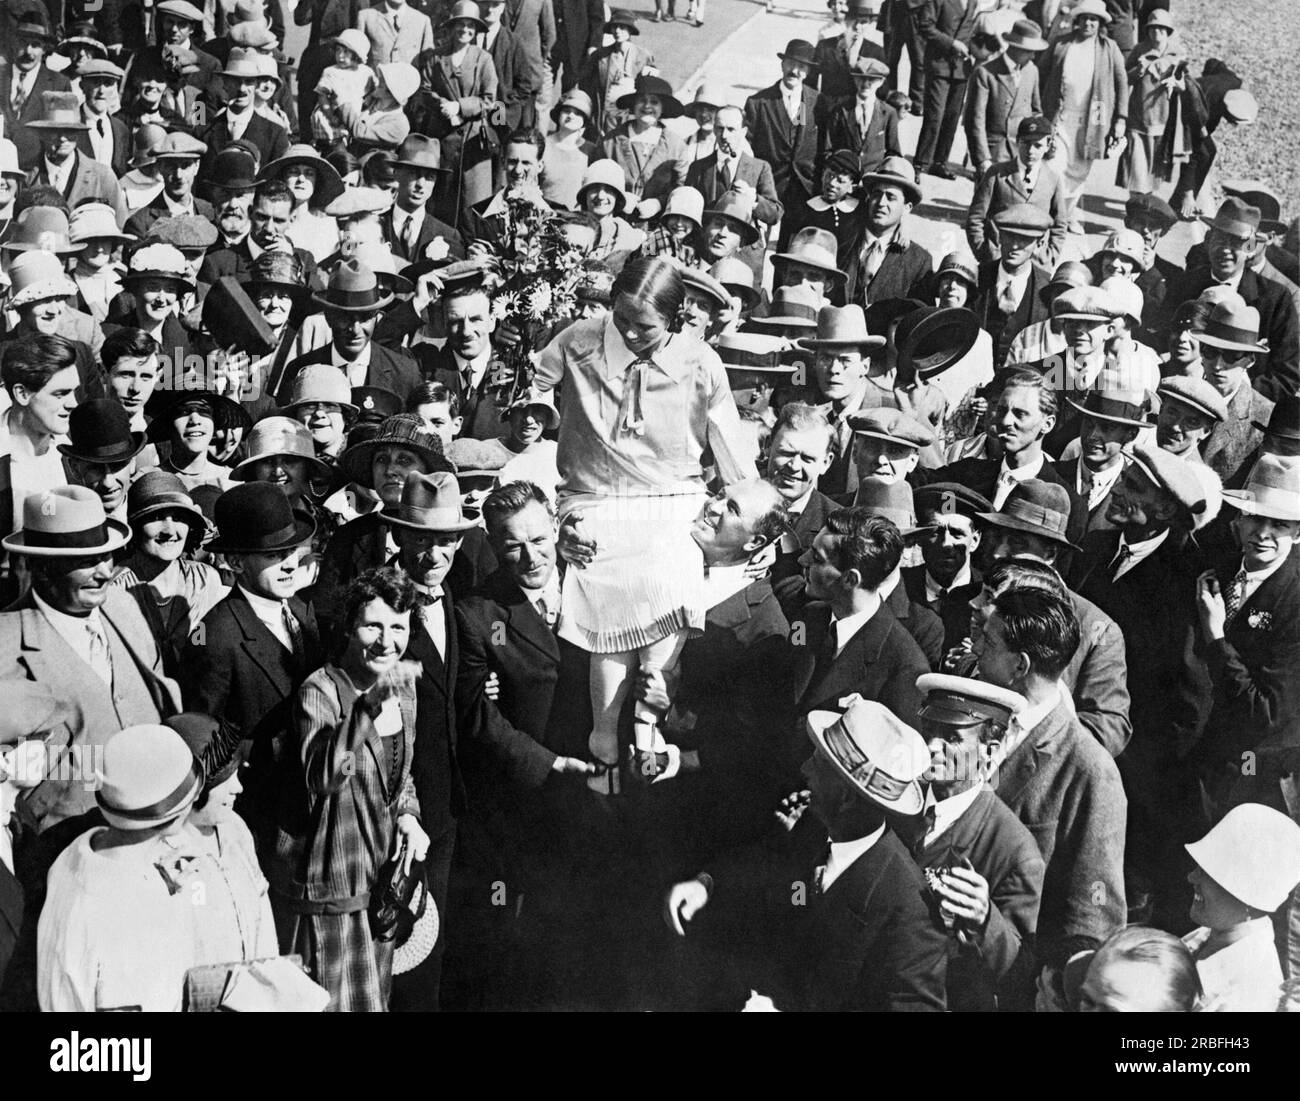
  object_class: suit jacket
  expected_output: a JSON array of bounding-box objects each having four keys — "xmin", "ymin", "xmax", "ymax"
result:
[
  {"xmin": 901, "ymin": 562, "xmax": 982, "ymax": 653},
  {"xmin": 0, "ymin": 63, "xmax": 73, "ymax": 168},
  {"xmin": 744, "ymin": 82, "xmax": 821, "ymax": 205},
  {"xmin": 969, "ymin": 258, "xmax": 1054, "ymax": 369},
  {"xmin": 357, "ymin": 4, "xmax": 435, "ymax": 66},
  {"xmin": 414, "ymin": 342, "xmax": 508, "ymax": 441},
  {"xmin": 916, "ymin": 0, "xmax": 980, "ymax": 79},
  {"xmin": 408, "ymin": 587, "xmax": 466, "ymax": 832},
  {"xmin": 1054, "ymin": 457, "xmax": 1120, "ymax": 544},
  {"xmin": 933, "ymin": 454, "xmax": 1070, "ymax": 502},
  {"xmin": 124, "ymin": 193, "xmax": 217, "ymax": 240},
  {"xmin": 919, "ymin": 787, "xmax": 1044, "ymax": 1011},
  {"xmin": 1065, "ymin": 589, "xmax": 1132, "ymax": 758},
  {"xmin": 992, "ymin": 696, "xmax": 1127, "ymax": 963},
  {"xmin": 599, "ymin": 124, "xmax": 689, "ymax": 205},
  {"xmin": 75, "ymin": 112, "xmax": 131, "ymax": 179},
  {"xmin": 965, "ymin": 53, "xmax": 1041, "ymax": 168},
  {"xmin": 486, "ymin": 23, "xmax": 539, "ymax": 128},
  {"xmin": 885, "ymin": 578, "xmax": 945, "ymax": 669},
  {"xmin": 505, "ymin": 0, "xmax": 557, "ymax": 94},
  {"xmin": 771, "ymin": 487, "xmax": 839, "ymax": 590},
  {"xmin": 380, "ymin": 206, "xmax": 467, "ymax": 265},
  {"xmin": 24, "ymin": 151, "xmax": 127, "ymax": 227},
  {"xmin": 277, "ymin": 340, "xmax": 422, "ymax": 406},
  {"xmin": 0, "ymin": 860, "xmax": 20, "ymax": 1002},
  {"xmin": 685, "ymin": 152, "xmax": 783, "ymax": 227},
  {"xmin": 704, "ymin": 816, "xmax": 948, "ymax": 1011},
  {"xmin": 582, "ymin": 42, "xmax": 654, "ymax": 128},
  {"xmin": 817, "ymin": 96, "xmax": 902, "ymax": 177},
  {"xmin": 842, "ymin": 229, "xmax": 934, "ymax": 308},
  {"xmin": 199, "ymin": 110, "xmax": 290, "ymax": 177},
  {"xmin": 0, "ymin": 587, "xmax": 181, "ymax": 831},
  {"xmin": 180, "ymin": 588, "xmax": 323, "ymax": 838},
  {"xmin": 1201, "ymin": 381, "xmax": 1274, "ymax": 487},
  {"xmin": 810, "ymin": 33, "xmax": 888, "ymax": 102},
  {"xmin": 966, "ymin": 158, "xmax": 1067, "ymax": 267},
  {"xmin": 554, "ymin": 0, "xmax": 604, "ymax": 75}
]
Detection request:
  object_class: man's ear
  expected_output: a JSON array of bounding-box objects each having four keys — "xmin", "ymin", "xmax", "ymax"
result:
[
  {"xmin": 451, "ymin": 415, "xmax": 464, "ymax": 436},
  {"xmin": 10, "ymin": 384, "xmax": 30, "ymax": 409},
  {"xmin": 840, "ymin": 567, "xmax": 862, "ymax": 593},
  {"xmin": 1013, "ymin": 650, "xmax": 1032, "ymax": 683}
]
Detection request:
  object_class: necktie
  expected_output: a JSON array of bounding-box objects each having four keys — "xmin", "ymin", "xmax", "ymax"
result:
[
  {"xmin": 996, "ymin": 276, "xmax": 1021, "ymax": 315},
  {"xmin": 813, "ymin": 618, "xmax": 840, "ymax": 684},
  {"xmin": 993, "ymin": 470, "xmax": 1019, "ymax": 509},
  {"xmin": 861, "ymin": 238, "xmax": 885, "ymax": 283},
  {"xmin": 417, "ymin": 590, "xmax": 446, "ymax": 659},
  {"xmin": 1109, "ymin": 544, "xmax": 1133, "ymax": 580},
  {"xmin": 1223, "ymin": 568, "xmax": 1248, "ymax": 629},
  {"xmin": 535, "ymin": 592, "xmax": 558, "ymax": 629},
  {"xmin": 281, "ymin": 603, "xmax": 304, "ymax": 659},
  {"xmin": 1023, "ymin": 167, "xmax": 1033, "ymax": 192},
  {"xmin": 813, "ymin": 842, "xmax": 832, "ymax": 895},
  {"xmin": 718, "ymin": 159, "xmax": 732, "ymax": 192},
  {"xmin": 401, "ymin": 212, "xmax": 417, "ymax": 257},
  {"xmin": 785, "ymin": 92, "xmax": 800, "ymax": 125},
  {"xmin": 11, "ymin": 76, "xmax": 27, "ymax": 118},
  {"xmin": 86, "ymin": 619, "xmax": 113, "ymax": 687},
  {"xmin": 618, "ymin": 356, "xmax": 652, "ymax": 436}
]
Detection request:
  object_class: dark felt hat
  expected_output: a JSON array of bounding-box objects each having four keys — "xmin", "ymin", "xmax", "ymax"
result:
[
  {"xmin": 977, "ymin": 479, "xmax": 1080, "ymax": 551},
  {"xmin": 58, "ymin": 398, "xmax": 147, "ymax": 465},
  {"xmin": 207, "ymin": 481, "xmax": 317, "ymax": 555}
]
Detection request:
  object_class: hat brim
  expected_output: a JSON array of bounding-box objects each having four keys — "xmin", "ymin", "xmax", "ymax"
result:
[
  {"xmin": 128, "ymin": 497, "xmax": 208, "ymax": 531},
  {"xmin": 145, "ymin": 392, "xmax": 253, "ymax": 439},
  {"xmin": 701, "ymin": 212, "xmax": 760, "ymax": 246},
  {"xmin": 1221, "ymin": 489, "xmax": 1300, "ymax": 522},
  {"xmin": 796, "ymin": 335, "xmax": 887, "ymax": 350},
  {"xmin": 860, "ymin": 173, "xmax": 921, "ymax": 206},
  {"xmin": 777, "ymin": 51, "xmax": 820, "ymax": 68},
  {"xmin": 899, "ymin": 308, "xmax": 981, "ymax": 380},
  {"xmin": 2, "ymin": 517, "xmax": 131, "ymax": 557},
  {"xmin": 771, "ymin": 252, "xmax": 848, "ymax": 284},
  {"xmin": 98, "ymin": 760, "xmax": 203, "ymax": 831},
  {"xmin": 578, "ymin": 181, "xmax": 631, "ymax": 216},
  {"xmin": 121, "ymin": 269, "xmax": 196, "ymax": 291},
  {"xmin": 58, "ymin": 431, "xmax": 149, "ymax": 465},
  {"xmin": 287, "ymin": 397, "xmax": 360, "ymax": 420},
  {"xmin": 27, "ymin": 119, "xmax": 91, "ymax": 130},
  {"xmin": 393, "ymin": 157, "xmax": 450, "ymax": 175},
  {"xmin": 1161, "ymin": 390, "xmax": 1226, "ymax": 424},
  {"xmin": 440, "ymin": 14, "xmax": 488, "ymax": 32},
  {"xmin": 2, "ymin": 240, "xmax": 85, "ymax": 256},
  {"xmin": 720, "ymin": 282, "xmax": 761, "ymax": 310},
  {"xmin": 1052, "ymin": 310, "xmax": 1111, "ymax": 323},
  {"xmin": 207, "ymin": 511, "xmax": 317, "ymax": 555},
  {"xmin": 340, "ymin": 441, "xmax": 455, "ymax": 488},
  {"xmin": 311, "ymin": 289, "xmax": 396, "ymax": 313},
  {"xmin": 382, "ymin": 507, "xmax": 478, "ymax": 534},
  {"xmin": 614, "ymin": 92, "xmax": 684, "ymax": 118},
  {"xmin": 261, "ymin": 153, "xmax": 347, "ymax": 208},
  {"xmin": 230, "ymin": 450, "xmax": 337, "ymax": 483},
  {"xmin": 1065, "ymin": 397, "xmax": 1154, "ymax": 428},
  {"xmin": 1196, "ymin": 331, "xmax": 1266, "ymax": 354},
  {"xmin": 975, "ymin": 509, "xmax": 1081, "ymax": 551},
  {"xmin": 804, "ymin": 709, "xmax": 924, "ymax": 816},
  {"xmin": 1006, "ymin": 36, "xmax": 1048, "ymax": 50}
]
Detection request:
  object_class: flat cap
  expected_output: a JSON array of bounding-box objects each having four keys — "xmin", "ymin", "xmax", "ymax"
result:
[
  {"xmin": 850, "ymin": 57, "xmax": 890, "ymax": 80},
  {"xmin": 845, "ymin": 406, "xmax": 935, "ymax": 448},
  {"xmin": 78, "ymin": 59, "xmax": 125, "ymax": 81},
  {"xmin": 148, "ymin": 213, "xmax": 219, "ymax": 250},
  {"xmin": 1128, "ymin": 442, "xmax": 1209, "ymax": 519},
  {"xmin": 152, "ymin": 131, "xmax": 207, "ymax": 159},
  {"xmin": 1125, "ymin": 191, "xmax": 1177, "ymax": 231},
  {"xmin": 916, "ymin": 673, "xmax": 1026, "ymax": 729},
  {"xmin": 992, "ymin": 202, "xmax": 1053, "ymax": 235},
  {"xmin": 448, "ymin": 436, "xmax": 512, "ymax": 476},
  {"xmin": 325, "ymin": 186, "xmax": 393, "ymax": 218},
  {"xmin": 1052, "ymin": 285, "xmax": 1115, "ymax": 321},
  {"xmin": 1158, "ymin": 375, "xmax": 1229, "ymax": 423}
]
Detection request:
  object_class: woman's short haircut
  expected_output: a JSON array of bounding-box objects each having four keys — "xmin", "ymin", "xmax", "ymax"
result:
[
  {"xmin": 1084, "ymin": 926, "xmax": 1202, "ymax": 1013},
  {"xmin": 3, "ymin": 334, "xmax": 78, "ymax": 397},
  {"xmin": 101, "ymin": 327, "xmax": 161, "ymax": 374},
  {"xmin": 612, "ymin": 255, "xmax": 686, "ymax": 329},
  {"xmin": 821, "ymin": 508, "xmax": 903, "ymax": 592},
  {"xmin": 990, "ymin": 586, "xmax": 1081, "ymax": 680},
  {"xmin": 406, "ymin": 380, "xmax": 461, "ymax": 418},
  {"xmin": 998, "ymin": 367, "xmax": 1059, "ymax": 420},
  {"xmin": 341, "ymin": 565, "xmax": 418, "ymax": 635},
  {"xmin": 482, "ymin": 480, "xmax": 557, "ymax": 536}
]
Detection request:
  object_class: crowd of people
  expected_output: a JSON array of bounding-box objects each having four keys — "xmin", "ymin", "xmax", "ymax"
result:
[{"xmin": 0, "ymin": 0, "xmax": 1295, "ymax": 1014}]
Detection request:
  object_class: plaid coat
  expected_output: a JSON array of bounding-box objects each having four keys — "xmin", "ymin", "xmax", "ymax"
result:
[{"xmin": 271, "ymin": 662, "xmax": 421, "ymax": 1012}]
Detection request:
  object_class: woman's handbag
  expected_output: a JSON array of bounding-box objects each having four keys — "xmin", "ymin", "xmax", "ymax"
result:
[{"xmin": 369, "ymin": 856, "xmax": 428, "ymax": 942}]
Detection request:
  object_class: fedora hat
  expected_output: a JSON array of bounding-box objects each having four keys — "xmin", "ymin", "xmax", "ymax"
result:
[
  {"xmin": 128, "ymin": 123, "xmax": 167, "ymax": 170},
  {"xmin": 260, "ymin": 144, "xmax": 344, "ymax": 207},
  {"xmin": 27, "ymin": 91, "xmax": 89, "ymax": 130},
  {"xmin": 1221, "ymin": 180, "xmax": 1286, "ymax": 237},
  {"xmin": 1, "ymin": 485, "xmax": 131, "ymax": 557},
  {"xmin": 577, "ymin": 159, "xmax": 631, "ymax": 214},
  {"xmin": 1004, "ymin": 18, "xmax": 1048, "ymax": 50},
  {"xmin": 14, "ymin": 18, "xmax": 54, "ymax": 41},
  {"xmin": 231, "ymin": 416, "xmax": 336, "ymax": 483},
  {"xmin": 551, "ymin": 87, "xmax": 593, "ymax": 125},
  {"xmin": 684, "ymin": 82, "xmax": 727, "ymax": 119},
  {"xmin": 805, "ymin": 699, "xmax": 929, "ymax": 815},
  {"xmin": 145, "ymin": 385, "xmax": 252, "ymax": 441},
  {"xmin": 121, "ymin": 242, "xmax": 194, "ymax": 290},
  {"xmin": 615, "ymin": 73, "xmax": 684, "ymax": 118},
  {"xmin": 1067, "ymin": 386, "xmax": 1153, "ymax": 428},
  {"xmin": 709, "ymin": 256, "xmax": 759, "ymax": 310},
  {"xmin": 2, "ymin": 207, "xmax": 84, "ymax": 256},
  {"xmin": 702, "ymin": 189, "xmax": 760, "ymax": 246},
  {"xmin": 1186, "ymin": 804, "xmax": 1300, "ymax": 913},
  {"xmin": 1202, "ymin": 196, "xmax": 1261, "ymax": 239},
  {"xmin": 1222, "ymin": 453, "xmax": 1300, "ymax": 522},
  {"xmin": 393, "ymin": 134, "xmax": 447, "ymax": 175},
  {"xmin": 977, "ymin": 479, "xmax": 1081, "ymax": 550},
  {"xmin": 852, "ymin": 479, "xmax": 932, "ymax": 537},
  {"xmin": 286, "ymin": 363, "xmax": 360, "ymax": 421},
  {"xmin": 6, "ymin": 249, "xmax": 77, "ymax": 308},
  {"xmin": 935, "ymin": 251, "xmax": 978, "ymax": 292},
  {"xmin": 606, "ymin": 7, "xmax": 639, "ymax": 33},
  {"xmin": 313, "ymin": 259, "xmax": 394, "ymax": 313},
  {"xmin": 1197, "ymin": 297, "xmax": 1267, "ymax": 354},
  {"xmin": 95, "ymin": 724, "xmax": 204, "ymax": 832},
  {"xmin": 441, "ymin": 0, "xmax": 488, "ymax": 33},
  {"xmin": 222, "ymin": 47, "xmax": 265, "ymax": 81},
  {"xmin": 351, "ymin": 241, "xmax": 413, "ymax": 295},
  {"xmin": 797, "ymin": 304, "xmax": 886, "ymax": 351},
  {"xmin": 1071, "ymin": 0, "xmax": 1111, "ymax": 22},
  {"xmin": 895, "ymin": 306, "xmax": 980, "ymax": 380},
  {"xmin": 772, "ymin": 226, "xmax": 847, "ymax": 284},
  {"xmin": 777, "ymin": 39, "xmax": 818, "ymax": 68},
  {"xmin": 69, "ymin": 203, "xmax": 134, "ymax": 247},
  {"xmin": 207, "ymin": 481, "xmax": 316, "ymax": 554},
  {"xmin": 917, "ymin": 672, "xmax": 1026, "ymax": 730},
  {"xmin": 126, "ymin": 470, "xmax": 209, "ymax": 550},
  {"xmin": 384, "ymin": 470, "xmax": 478, "ymax": 533},
  {"xmin": 914, "ymin": 480, "xmax": 993, "ymax": 520},
  {"xmin": 861, "ymin": 155, "xmax": 922, "ymax": 206},
  {"xmin": 377, "ymin": 62, "xmax": 421, "ymax": 107},
  {"xmin": 748, "ymin": 282, "xmax": 821, "ymax": 329},
  {"xmin": 340, "ymin": 414, "xmax": 454, "ymax": 488},
  {"xmin": 59, "ymin": 399, "xmax": 147, "ymax": 465},
  {"xmin": 332, "ymin": 27, "xmax": 370, "ymax": 64},
  {"xmin": 1253, "ymin": 392, "xmax": 1300, "ymax": 441},
  {"xmin": 659, "ymin": 186, "xmax": 704, "ymax": 232}
]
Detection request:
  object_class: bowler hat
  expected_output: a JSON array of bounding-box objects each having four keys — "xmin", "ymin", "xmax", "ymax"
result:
[
  {"xmin": 394, "ymin": 134, "xmax": 447, "ymax": 175},
  {"xmin": 805, "ymin": 698, "xmax": 929, "ymax": 815},
  {"xmin": 895, "ymin": 305, "xmax": 980, "ymax": 380},
  {"xmin": 861, "ymin": 155, "xmax": 922, "ymax": 205},
  {"xmin": 615, "ymin": 73, "xmax": 683, "ymax": 118},
  {"xmin": 1004, "ymin": 19, "xmax": 1048, "ymax": 50},
  {"xmin": 383, "ymin": 470, "xmax": 478, "ymax": 533},
  {"xmin": 207, "ymin": 481, "xmax": 317, "ymax": 554},
  {"xmin": 1158, "ymin": 376, "xmax": 1229, "ymax": 424},
  {"xmin": 702, "ymin": 189, "xmax": 760, "ymax": 246},
  {"xmin": 1, "ymin": 207, "xmax": 83, "ymax": 256},
  {"xmin": 777, "ymin": 39, "xmax": 819, "ymax": 68},
  {"xmin": 259, "ymin": 144, "xmax": 345, "ymax": 207},
  {"xmin": 59, "ymin": 399, "xmax": 147, "ymax": 465},
  {"xmin": 313, "ymin": 260, "xmax": 394, "ymax": 313},
  {"xmin": 551, "ymin": 87, "xmax": 593, "ymax": 126},
  {"xmin": 95, "ymin": 724, "xmax": 203, "ymax": 832},
  {"xmin": 916, "ymin": 672, "xmax": 1026, "ymax": 729},
  {"xmin": 797, "ymin": 304, "xmax": 885, "ymax": 351},
  {"xmin": 977, "ymin": 479, "xmax": 1080, "ymax": 550},
  {"xmin": 771, "ymin": 226, "xmax": 847, "ymax": 283},
  {"xmin": 27, "ymin": 91, "xmax": 88, "ymax": 130},
  {"xmin": 231, "ymin": 416, "xmax": 336, "ymax": 483},
  {"xmin": 1253, "ymin": 392, "xmax": 1300, "ymax": 441},
  {"xmin": 1197, "ymin": 297, "xmax": 1267, "ymax": 354},
  {"xmin": 846, "ymin": 406, "xmax": 935, "ymax": 449},
  {"xmin": 1222, "ymin": 453, "xmax": 1300, "ymax": 522},
  {"xmin": 1, "ymin": 485, "xmax": 131, "ymax": 558},
  {"xmin": 340, "ymin": 414, "xmax": 454, "ymax": 488},
  {"xmin": 440, "ymin": 0, "xmax": 488, "ymax": 33},
  {"xmin": 914, "ymin": 481, "xmax": 993, "ymax": 519},
  {"xmin": 1186, "ymin": 804, "xmax": 1300, "ymax": 913},
  {"xmin": 127, "ymin": 470, "xmax": 210, "ymax": 550}
]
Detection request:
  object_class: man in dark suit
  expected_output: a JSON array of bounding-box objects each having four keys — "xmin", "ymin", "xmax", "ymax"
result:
[
  {"xmin": 198, "ymin": 48, "xmax": 291, "ymax": 174},
  {"xmin": 0, "ymin": 19, "xmax": 72, "ymax": 169},
  {"xmin": 383, "ymin": 135, "xmax": 467, "ymax": 265},
  {"xmin": 686, "ymin": 106, "xmax": 783, "ymax": 233},
  {"xmin": 505, "ymin": 0, "xmax": 556, "ymax": 119},
  {"xmin": 277, "ymin": 260, "xmax": 421, "ymax": 405},
  {"xmin": 744, "ymin": 41, "xmax": 822, "ymax": 252},
  {"xmin": 664, "ymin": 694, "xmax": 947, "ymax": 1011},
  {"xmin": 913, "ymin": 0, "xmax": 980, "ymax": 179},
  {"xmin": 414, "ymin": 282, "xmax": 509, "ymax": 441},
  {"xmin": 553, "ymin": 0, "xmax": 603, "ymax": 91},
  {"xmin": 975, "ymin": 586, "xmax": 1127, "ymax": 972},
  {"xmin": 810, "ymin": 0, "xmax": 888, "ymax": 101},
  {"xmin": 968, "ymin": 203, "xmax": 1054, "ymax": 369},
  {"xmin": 903, "ymin": 481, "xmax": 990, "ymax": 653},
  {"xmin": 124, "ymin": 132, "xmax": 216, "ymax": 238},
  {"xmin": 1053, "ymin": 388, "xmax": 1150, "ymax": 544},
  {"xmin": 179, "ymin": 484, "xmax": 323, "ymax": 846},
  {"xmin": 765, "ymin": 402, "xmax": 840, "ymax": 589},
  {"xmin": 966, "ymin": 115, "xmax": 1067, "ymax": 267},
  {"xmin": 75, "ymin": 60, "xmax": 130, "ymax": 179},
  {"xmin": 881, "ymin": 0, "xmax": 925, "ymax": 108},
  {"xmin": 842, "ymin": 156, "xmax": 932, "ymax": 307},
  {"xmin": 816, "ymin": 58, "xmax": 902, "ymax": 177}
]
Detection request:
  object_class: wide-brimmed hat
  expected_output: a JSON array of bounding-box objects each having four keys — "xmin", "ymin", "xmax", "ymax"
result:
[
  {"xmin": 1052, "ymin": 285, "xmax": 1114, "ymax": 322},
  {"xmin": 2, "ymin": 207, "xmax": 84, "ymax": 256},
  {"xmin": 1, "ymin": 485, "xmax": 131, "ymax": 557},
  {"xmin": 551, "ymin": 87, "xmax": 593, "ymax": 126},
  {"xmin": 684, "ymin": 82, "xmax": 727, "ymax": 120},
  {"xmin": 772, "ymin": 226, "xmax": 847, "ymax": 284},
  {"xmin": 69, "ymin": 203, "xmax": 134, "ymax": 247},
  {"xmin": 935, "ymin": 251, "xmax": 978, "ymax": 292},
  {"xmin": 659, "ymin": 186, "xmax": 704, "ymax": 232},
  {"xmin": 615, "ymin": 73, "xmax": 684, "ymax": 118},
  {"xmin": 1071, "ymin": 0, "xmax": 1111, "ymax": 22},
  {"xmin": 1222, "ymin": 453, "xmax": 1300, "ymax": 521},
  {"xmin": 59, "ymin": 399, "xmax": 147, "ymax": 465},
  {"xmin": 121, "ymin": 242, "xmax": 195, "ymax": 290},
  {"xmin": 1185, "ymin": 804, "xmax": 1300, "ymax": 913},
  {"xmin": 1158, "ymin": 376, "xmax": 1229, "ymax": 424},
  {"xmin": 6, "ymin": 249, "xmax": 77, "ymax": 308},
  {"xmin": 1202, "ymin": 196, "xmax": 1261, "ymax": 239},
  {"xmin": 847, "ymin": 406, "xmax": 935, "ymax": 450},
  {"xmin": 506, "ymin": 388, "xmax": 561, "ymax": 429},
  {"xmin": 606, "ymin": 7, "xmax": 639, "ymax": 33},
  {"xmin": 244, "ymin": 248, "xmax": 309, "ymax": 304},
  {"xmin": 96, "ymin": 724, "xmax": 204, "ymax": 831},
  {"xmin": 393, "ymin": 134, "xmax": 447, "ymax": 177},
  {"xmin": 777, "ymin": 39, "xmax": 818, "ymax": 68},
  {"xmin": 391, "ymin": 870, "xmax": 441, "ymax": 976},
  {"xmin": 331, "ymin": 28, "xmax": 370, "ymax": 64},
  {"xmin": 260, "ymin": 144, "xmax": 346, "ymax": 207},
  {"xmin": 577, "ymin": 159, "xmax": 631, "ymax": 214},
  {"xmin": 440, "ymin": 0, "xmax": 488, "ymax": 33},
  {"xmin": 146, "ymin": 386, "xmax": 252, "ymax": 441},
  {"xmin": 231, "ymin": 416, "xmax": 335, "ymax": 483},
  {"xmin": 1004, "ymin": 18, "xmax": 1048, "ymax": 49},
  {"xmin": 797, "ymin": 304, "xmax": 886, "ymax": 351},
  {"xmin": 384, "ymin": 470, "xmax": 478, "ymax": 533},
  {"xmin": 128, "ymin": 123, "xmax": 167, "ymax": 169},
  {"xmin": 339, "ymin": 414, "xmax": 454, "ymax": 488},
  {"xmin": 917, "ymin": 672, "xmax": 1026, "ymax": 730},
  {"xmin": 313, "ymin": 259, "xmax": 395, "ymax": 313},
  {"xmin": 1066, "ymin": 387, "xmax": 1153, "ymax": 428},
  {"xmin": 709, "ymin": 256, "xmax": 759, "ymax": 310},
  {"xmin": 977, "ymin": 479, "xmax": 1080, "ymax": 550},
  {"xmin": 1197, "ymin": 297, "xmax": 1268, "ymax": 354},
  {"xmin": 207, "ymin": 481, "xmax": 317, "ymax": 555},
  {"xmin": 895, "ymin": 306, "xmax": 980, "ymax": 380},
  {"xmin": 27, "ymin": 91, "xmax": 89, "ymax": 130},
  {"xmin": 285, "ymin": 364, "xmax": 360, "ymax": 421},
  {"xmin": 126, "ymin": 470, "xmax": 209, "ymax": 549},
  {"xmin": 861, "ymin": 155, "xmax": 922, "ymax": 205},
  {"xmin": 377, "ymin": 62, "xmax": 420, "ymax": 107},
  {"xmin": 852, "ymin": 479, "xmax": 932, "ymax": 538},
  {"xmin": 701, "ymin": 189, "xmax": 760, "ymax": 246},
  {"xmin": 805, "ymin": 699, "xmax": 929, "ymax": 815}
]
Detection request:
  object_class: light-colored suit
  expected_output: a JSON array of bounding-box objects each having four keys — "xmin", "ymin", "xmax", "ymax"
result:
[
  {"xmin": 24, "ymin": 151, "xmax": 127, "ymax": 228},
  {"xmin": 966, "ymin": 157, "xmax": 1069, "ymax": 267},
  {"xmin": 357, "ymin": 4, "xmax": 435, "ymax": 67},
  {"xmin": 964, "ymin": 53, "xmax": 1041, "ymax": 170},
  {"xmin": 0, "ymin": 587, "xmax": 181, "ymax": 831}
]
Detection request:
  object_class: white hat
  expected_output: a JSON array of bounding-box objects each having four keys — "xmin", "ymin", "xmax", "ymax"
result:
[
  {"xmin": 805, "ymin": 698, "xmax": 929, "ymax": 815},
  {"xmin": 332, "ymin": 28, "xmax": 370, "ymax": 64},
  {"xmin": 96, "ymin": 724, "xmax": 203, "ymax": 831},
  {"xmin": 1186, "ymin": 804, "xmax": 1300, "ymax": 913},
  {"xmin": 69, "ymin": 202, "xmax": 135, "ymax": 245},
  {"xmin": 1099, "ymin": 275, "xmax": 1143, "ymax": 326},
  {"xmin": 378, "ymin": 62, "xmax": 420, "ymax": 107},
  {"xmin": 6, "ymin": 249, "xmax": 77, "ymax": 308},
  {"xmin": 0, "ymin": 138, "xmax": 22, "ymax": 178},
  {"xmin": 325, "ymin": 186, "xmax": 393, "ymax": 220}
]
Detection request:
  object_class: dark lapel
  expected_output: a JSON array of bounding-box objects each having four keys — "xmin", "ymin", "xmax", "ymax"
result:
[
  {"xmin": 799, "ymin": 603, "xmax": 895, "ymax": 709},
  {"xmin": 227, "ymin": 588, "xmax": 295, "ymax": 697},
  {"xmin": 485, "ymin": 569, "xmax": 559, "ymax": 664},
  {"xmin": 1230, "ymin": 545, "xmax": 1300, "ymax": 628}
]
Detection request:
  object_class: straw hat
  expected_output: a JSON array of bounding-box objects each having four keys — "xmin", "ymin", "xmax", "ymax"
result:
[
  {"xmin": 95, "ymin": 724, "xmax": 203, "ymax": 832},
  {"xmin": 1, "ymin": 485, "xmax": 131, "ymax": 558},
  {"xmin": 69, "ymin": 203, "xmax": 134, "ymax": 246},
  {"xmin": 804, "ymin": 698, "xmax": 929, "ymax": 815},
  {"xmin": 615, "ymin": 73, "xmax": 684, "ymax": 118},
  {"xmin": 285, "ymin": 364, "xmax": 360, "ymax": 421},
  {"xmin": 339, "ymin": 414, "xmax": 454, "ymax": 488}
]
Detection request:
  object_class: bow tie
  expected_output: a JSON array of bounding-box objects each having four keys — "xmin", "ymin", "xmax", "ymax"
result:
[{"xmin": 413, "ymin": 585, "xmax": 443, "ymax": 605}]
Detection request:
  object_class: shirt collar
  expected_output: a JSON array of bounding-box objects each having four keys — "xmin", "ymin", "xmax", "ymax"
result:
[
  {"xmin": 924, "ymin": 783, "xmax": 985, "ymax": 845},
  {"xmin": 702, "ymin": 561, "xmax": 752, "ymax": 608},
  {"xmin": 1000, "ymin": 683, "xmax": 1063, "ymax": 763},
  {"xmin": 998, "ymin": 451, "xmax": 1044, "ymax": 482},
  {"xmin": 32, "ymin": 588, "xmax": 105, "ymax": 633},
  {"xmin": 822, "ymin": 822, "xmax": 886, "ymax": 889},
  {"xmin": 830, "ymin": 594, "xmax": 881, "ymax": 652},
  {"xmin": 1118, "ymin": 527, "xmax": 1169, "ymax": 560},
  {"xmin": 925, "ymin": 562, "xmax": 972, "ymax": 602},
  {"xmin": 454, "ymin": 348, "xmax": 491, "ymax": 385},
  {"xmin": 601, "ymin": 315, "xmax": 687, "ymax": 381},
  {"xmin": 1242, "ymin": 553, "xmax": 1289, "ymax": 587},
  {"xmin": 237, "ymin": 583, "xmax": 287, "ymax": 619},
  {"xmin": 163, "ymin": 191, "xmax": 194, "ymax": 216},
  {"xmin": 331, "ymin": 340, "xmax": 372, "ymax": 370}
]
